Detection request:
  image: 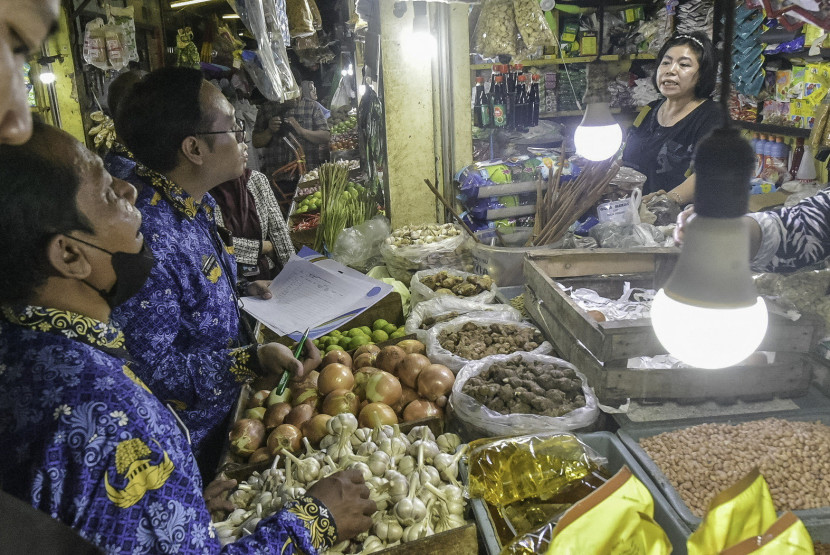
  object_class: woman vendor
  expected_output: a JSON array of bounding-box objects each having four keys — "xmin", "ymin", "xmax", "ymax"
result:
[{"xmin": 623, "ymin": 32, "xmax": 722, "ymax": 204}]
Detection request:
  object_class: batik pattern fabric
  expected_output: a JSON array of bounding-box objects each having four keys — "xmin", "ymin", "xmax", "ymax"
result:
[
  {"xmin": 103, "ymin": 142, "xmax": 138, "ymax": 182},
  {"xmin": 748, "ymin": 187, "xmax": 830, "ymax": 273},
  {"xmin": 0, "ymin": 306, "xmax": 335, "ymax": 555},
  {"xmin": 111, "ymin": 164, "xmax": 257, "ymax": 466}
]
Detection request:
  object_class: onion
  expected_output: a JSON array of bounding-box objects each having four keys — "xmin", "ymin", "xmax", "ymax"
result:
[
  {"xmin": 353, "ymin": 352, "xmax": 378, "ymax": 370},
  {"xmin": 318, "ymin": 363, "xmax": 355, "ymax": 396},
  {"xmin": 267, "ymin": 386, "xmax": 291, "ymax": 407},
  {"xmin": 359, "ymin": 402, "xmax": 398, "ymax": 428},
  {"xmin": 402, "ymin": 400, "xmax": 443, "ymax": 422},
  {"xmin": 290, "ymin": 370, "xmax": 319, "ymax": 396},
  {"xmin": 229, "ymin": 418, "xmax": 265, "ymax": 457},
  {"xmin": 322, "ymin": 388, "xmax": 359, "ymax": 416},
  {"xmin": 395, "ymin": 353, "xmax": 431, "ymax": 389},
  {"xmin": 353, "ymin": 367, "xmax": 381, "ymax": 399},
  {"xmin": 391, "ymin": 385, "xmax": 420, "ymax": 415},
  {"xmin": 354, "ymin": 344, "xmax": 381, "ymax": 358},
  {"xmin": 366, "ymin": 370, "xmax": 402, "ymax": 406},
  {"xmin": 417, "ymin": 364, "xmax": 455, "ymax": 401},
  {"xmin": 397, "ymin": 339, "xmax": 426, "ymax": 355},
  {"xmin": 249, "ymin": 447, "xmax": 272, "ymax": 464},
  {"xmin": 244, "ymin": 407, "xmax": 266, "ymax": 421},
  {"xmin": 267, "ymin": 423, "xmax": 302, "ymax": 454},
  {"xmin": 291, "ymin": 388, "xmax": 320, "ymax": 409},
  {"xmin": 284, "ymin": 403, "xmax": 315, "ymax": 428},
  {"xmin": 302, "ymin": 414, "xmax": 332, "ymax": 446},
  {"xmin": 375, "ymin": 346, "xmax": 407, "ymax": 373},
  {"xmin": 322, "ymin": 349, "xmax": 353, "ymax": 369},
  {"xmin": 263, "ymin": 402, "xmax": 292, "ymax": 430},
  {"xmin": 247, "ymin": 389, "xmax": 271, "ymax": 409}
]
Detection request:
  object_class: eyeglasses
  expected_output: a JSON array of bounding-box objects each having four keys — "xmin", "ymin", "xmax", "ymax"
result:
[{"xmin": 195, "ymin": 118, "xmax": 246, "ymax": 143}]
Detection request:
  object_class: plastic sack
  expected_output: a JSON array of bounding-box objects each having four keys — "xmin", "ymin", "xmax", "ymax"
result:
[
  {"xmin": 102, "ymin": 24, "xmax": 128, "ymax": 71},
  {"xmin": 452, "ymin": 352, "xmax": 599, "ymax": 436},
  {"xmin": 109, "ymin": 6, "xmax": 139, "ymax": 63},
  {"xmin": 589, "ymin": 222, "xmax": 666, "ymax": 248},
  {"xmin": 512, "ymin": 0, "xmax": 554, "ymax": 49},
  {"xmin": 83, "ymin": 19, "xmax": 109, "ymax": 70},
  {"xmin": 645, "ymin": 192, "xmax": 683, "ymax": 226},
  {"xmin": 405, "ymin": 295, "xmax": 522, "ymax": 340},
  {"xmin": 473, "ymin": 0, "xmax": 521, "ymax": 57},
  {"xmin": 426, "ymin": 316, "xmax": 552, "ymax": 372},
  {"xmin": 331, "ymin": 215, "xmax": 391, "ymax": 273},
  {"xmin": 380, "ymin": 231, "xmax": 473, "ymax": 286},
  {"xmin": 409, "ymin": 267, "xmax": 498, "ymax": 308},
  {"xmin": 596, "ymin": 189, "xmax": 642, "ymax": 225},
  {"xmin": 286, "ymin": 0, "xmax": 315, "ymax": 38}
]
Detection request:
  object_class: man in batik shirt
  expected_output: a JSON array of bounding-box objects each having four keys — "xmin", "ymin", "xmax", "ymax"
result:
[
  {"xmin": 0, "ymin": 122, "xmax": 374, "ymax": 554},
  {"xmin": 112, "ymin": 67, "xmax": 316, "ymax": 478}
]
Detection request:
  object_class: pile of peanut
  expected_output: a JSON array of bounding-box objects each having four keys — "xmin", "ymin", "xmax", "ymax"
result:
[{"xmin": 640, "ymin": 418, "xmax": 830, "ymax": 517}]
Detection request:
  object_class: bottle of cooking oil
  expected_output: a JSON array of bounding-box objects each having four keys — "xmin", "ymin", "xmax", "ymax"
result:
[{"xmin": 466, "ymin": 433, "xmax": 597, "ymax": 507}]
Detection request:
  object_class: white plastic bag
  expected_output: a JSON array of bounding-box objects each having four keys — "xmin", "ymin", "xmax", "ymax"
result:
[
  {"xmin": 405, "ymin": 296, "xmax": 522, "ymax": 341},
  {"xmin": 332, "ymin": 215, "xmax": 391, "ymax": 272},
  {"xmin": 452, "ymin": 353, "xmax": 599, "ymax": 436},
  {"xmin": 410, "ymin": 267, "xmax": 498, "ymax": 308},
  {"xmin": 426, "ymin": 316, "xmax": 552, "ymax": 372},
  {"xmin": 380, "ymin": 231, "xmax": 472, "ymax": 286}
]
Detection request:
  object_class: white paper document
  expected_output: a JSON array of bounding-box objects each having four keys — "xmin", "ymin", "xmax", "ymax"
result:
[{"xmin": 241, "ymin": 249, "xmax": 393, "ymax": 341}]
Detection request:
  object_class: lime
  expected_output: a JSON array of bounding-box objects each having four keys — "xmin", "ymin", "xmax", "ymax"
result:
[
  {"xmin": 396, "ymin": 326, "xmax": 406, "ymax": 334},
  {"xmin": 390, "ymin": 330, "xmax": 407, "ymax": 339},
  {"xmin": 383, "ymin": 323, "xmax": 398, "ymax": 335},
  {"xmin": 338, "ymin": 337, "xmax": 352, "ymax": 350},
  {"xmin": 360, "ymin": 326, "xmax": 372, "ymax": 336},
  {"xmin": 351, "ymin": 335, "xmax": 370, "ymax": 348},
  {"xmin": 372, "ymin": 319, "xmax": 389, "ymax": 331},
  {"xmin": 347, "ymin": 328, "xmax": 365, "ymax": 338},
  {"xmin": 325, "ymin": 344, "xmax": 344, "ymax": 353},
  {"xmin": 372, "ymin": 330, "xmax": 389, "ymax": 343},
  {"xmin": 330, "ymin": 330, "xmax": 342, "ymax": 336}
]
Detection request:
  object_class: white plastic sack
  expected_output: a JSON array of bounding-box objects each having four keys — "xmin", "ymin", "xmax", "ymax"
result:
[
  {"xmin": 380, "ymin": 231, "xmax": 472, "ymax": 286},
  {"xmin": 452, "ymin": 353, "xmax": 599, "ymax": 436},
  {"xmin": 410, "ymin": 267, "xmax": 498, "ymax": 308},
  {"xmin": 405, "ymin": 296, "xmax": 522, "ymax": 341},
  {"xmin": 426, "ymin": 316, "xmax": 552, "ymax": 372}
]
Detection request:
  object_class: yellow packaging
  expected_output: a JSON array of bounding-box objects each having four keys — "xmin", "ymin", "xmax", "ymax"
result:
[
  {"xmin": 803, "ymin": 63, "xmax": 828, "ymax": 106},
  {"xmin": 544, "ymin": 466, "xmax": 672, "ymax": 555},
  {"xmin": 687, "ymin": 469, "xmax": 777, "ymax": 555},
  {"xmin": 719, "ymin": 512, "xmax": 814, "ymax": 554}
]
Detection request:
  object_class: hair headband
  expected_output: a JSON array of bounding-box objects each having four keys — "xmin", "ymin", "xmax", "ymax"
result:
[{"xmin": 673, "ymin": 34, "xmax": 704, "ymax": 50}]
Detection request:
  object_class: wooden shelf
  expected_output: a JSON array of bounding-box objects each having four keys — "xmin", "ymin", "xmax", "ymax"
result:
[
  {"xmin": 470, "ymin": 53, "xmax": 656, "ymax": 70},
  {"xmin": 734, "ymin": 119, "xmax": 812, "ymax": 138}
]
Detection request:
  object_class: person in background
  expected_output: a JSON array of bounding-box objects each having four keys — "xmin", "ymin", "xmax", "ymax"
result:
[
  {"xmin": 113, "ymin": 67, "xmax": 316, "ymax": 479},
  {"xmin": 211, "ymin": 168, "xmax": 295, "ymax": 281},
  {"xmin": 102, "ymin": 69, "xmax": 145, "ymax": 181},
  {"xmin": 0, "ymin": 121, "xmax": 375, "ymax": 555},
  {"xmin": 623, "ymin": 32, "xmax": 722, "ymax": 205},
  {"xmin": 0, "ymin": 0, "xmax": 60, "ymax": 145}
]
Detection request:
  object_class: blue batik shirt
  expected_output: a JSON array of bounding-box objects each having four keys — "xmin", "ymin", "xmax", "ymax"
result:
[
  {"xmin": 103, "ymin": 142, "xmax": 138, "ymax": 182},
  {"xmin": 111, "ymin": 164, "xmax": 259, "ymax": 468},
  {"xmin": 0, "ymin": 306, "xmax": 337, "ymax": 554}
]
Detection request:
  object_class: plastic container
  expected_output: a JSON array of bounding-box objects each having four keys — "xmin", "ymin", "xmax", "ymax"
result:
[
  {"xmin": 471, "ymin": 229, "xmax": 547, "ymax": 287},
  {"xmin": 617, "ymin": 410, "xmax": 830, "ymax": 543},
  {"xmin": 465, "ymin": 431, "xmax": 692, "ymax": 555}
]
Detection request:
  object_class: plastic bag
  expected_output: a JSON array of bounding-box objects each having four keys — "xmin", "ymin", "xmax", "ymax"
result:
[
  {"xmin": 644, "ymin": 192, "xmax": 683, "ymax": 226},
  {"xmin": 596, "ymin": 189, "xmax": 642, "ymax": 225},
  {"xmin": 589, "ymin": 222, "xmax": 666, "ymax": 248},
  {"xmin": 109, "ymin": 6, "xmax": 139, "ymax": 63},
  {"xmin": 409, "ymin": 267, "xmax": 498, "ymax": 307},
  {"xmin": 331, "ymin": 215, "xmax": 391, "ymax": 273},
  {"xmin": 426, "ymin": 316, "xmax": 552, "ymax": 372},
  {"xmin": 512, "ymin": 0, "xmax": 554, "ymax": 49},
  {"xmin": 83, "ymin": 19, "xmax": 109, "ymax": 70},
  {"xmin": 380, "ymin": 232, "xmax": 473, "ymax": 286},
  {"xmin": 473, "ymin": 0, "xmax": 521, "ymax": 57},
  {"xmin": 308, "ymin": 0, "xmax": 323, "ymax": 30},
  {"xmin": 175, "ymin": 27, "xmax": 201, "ymax": 69},
  {"xmin": 452, "ymin": 352, "xmax": 599, "ymax": 436},
  {"xmin": 405, "ymin": 296, "xmax": 522, "ymax": 340},
  {"xmin": 286, "ymin": 0, "xmax": 315, "ymax": 38}
]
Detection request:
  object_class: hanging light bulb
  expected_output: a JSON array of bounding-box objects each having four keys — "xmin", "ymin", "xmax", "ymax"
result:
[
  {"xmin": 39, "ymin": 70, "xmax": 56, "ymax": 84},
  {"xmin": 651, "ymin": 128, "xmax": 768, "ymax": 368},
  {"xmin": 574, "ymin": 63, "xmax": 622, "ymax": 161}
]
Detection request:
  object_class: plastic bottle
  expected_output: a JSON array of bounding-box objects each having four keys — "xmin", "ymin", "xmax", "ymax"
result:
[
  {"xmin": 754, "ymin": 134, "xmax": 767, "ymax": 178},
  {"xmin": 790, "ymin": 137, "xmax": 805, "ymax": 181},
  {"xmin": 773, "ymin": 137, "xmax": 789, "ymax": 182},
  {"xmin": 528, "ymin": 74, "xmax": 541, "ymax": 127},
  {"xmin": 796, "ymin": 142, "xmax": 817, "ymax": 181},
  {"xmin": 473, "ymin": 76, "xmax": 489, "ymax": 128}
]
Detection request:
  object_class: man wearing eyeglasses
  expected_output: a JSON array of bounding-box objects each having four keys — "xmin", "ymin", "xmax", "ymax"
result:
[{"xmin": 111, "ymin": 67, "xmax": 319, "ymax": 480}]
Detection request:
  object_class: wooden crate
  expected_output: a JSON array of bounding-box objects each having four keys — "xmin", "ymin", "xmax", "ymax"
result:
[{"xmin": 522, "ymin": 249, "xmax": 819, "ymax": 404}]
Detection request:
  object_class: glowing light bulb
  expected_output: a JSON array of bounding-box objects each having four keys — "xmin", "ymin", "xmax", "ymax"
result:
[
  {"xmin": 574, "ymin": 121, "xmax": 622, "ymax": 161},
  {"xmin": 39, "ymin": 71, "xmax": 56, "ymax": 84}
]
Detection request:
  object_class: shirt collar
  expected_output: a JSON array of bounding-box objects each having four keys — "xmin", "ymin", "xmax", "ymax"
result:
[
  {"xmin": 136, "ymin": 163, "xmax": 214, "ymax": 222},
  {"xmin": 2, "ymin": 305, "xmax": 126, "ymax": 352},
  {"xmin": 110, "ymin": 141, "xmax": 136, "ymax": 161}
]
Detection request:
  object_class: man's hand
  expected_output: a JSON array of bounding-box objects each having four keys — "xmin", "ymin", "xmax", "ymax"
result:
[
  {"xmin": 204, "ymin": 475, "xmax": 237, "ymax": 518},
  {"xmin": 285, "ymin": 116, "xmax": 303, "ymax": 134},
  {"xmin": 674, "ymin": 205, "xmax": 695, "ymax": 246},
  {"xmin": 300, "ymin": 339, "xmax": 321, "ymax": 376},
  {"xmin": 257, "ymin": 342, "xmax": 306, "ymax": 390},
  {"xmin": 307, "ymin": 470, "xmax": 375, "ymax": 541},
  {"xmin": 268, "ymin": 116, "xmax": 282, "ymax": 133},
  {"xmin": 245, "ymin": 280, "xmax": 273, "ymax": 300},
  {"xmin": 262, "ymin": 240, "xmax": 275, "ymax": 256}
]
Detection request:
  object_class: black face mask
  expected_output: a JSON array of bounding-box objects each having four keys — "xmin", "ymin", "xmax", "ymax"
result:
[{"xmin": 69, "ymin": 236, "xmax": 155, "ymax": 308}]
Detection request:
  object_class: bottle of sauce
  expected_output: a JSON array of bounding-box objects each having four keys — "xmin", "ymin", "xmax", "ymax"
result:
[
  {"xmin": 493, "ymin": 75, "xmax": 507, "ymax": 128},
  {"xmin": 528, "ymin": 74, "xmax": 541, "ymax": 127},
  {"xmin": 515, "ymin": 74, "xmax": 529, "ymax": 129},
  {"xmin": 473, "ymin": 76, "xmax": 489, "ymax": 128},
  {"xmin": 790, "ymin": 137, "xmax": 805, "ymax": 181}
]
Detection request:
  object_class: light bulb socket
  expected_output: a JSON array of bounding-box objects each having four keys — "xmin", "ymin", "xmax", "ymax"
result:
[
  {"xmin": 582, "ymin": 62, "xmax": 610, "ymax": 105},
  {"xmin": 579, "ymin": 102, "xmax": 617, "ymax": 127},
  {"xmin": 693, "ymin": 127, "xmax": 754, "ymax": 218}
]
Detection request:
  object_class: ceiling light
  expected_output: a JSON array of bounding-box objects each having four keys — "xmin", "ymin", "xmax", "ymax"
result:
[
  {"xmin": 170, "ymin": 0, "xmax": 215, "ymax": 8},
  {"xmin": 222, "ymin": 13, "xmax": 240, "ymax": 19},
  {"xmin": 39, "ymin": 70, "xmax": 56, "ymax": 84},
  {"xmin": 574, "ymin": 63, "xmax": 622, "ymax": 161}
]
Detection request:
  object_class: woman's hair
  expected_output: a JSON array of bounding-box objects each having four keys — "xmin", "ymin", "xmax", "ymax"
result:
[{"xmin": 653, "ymin": 32, "xmax": 716, "ymax": 99}]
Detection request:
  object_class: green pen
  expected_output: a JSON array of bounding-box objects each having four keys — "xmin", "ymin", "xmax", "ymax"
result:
[{"xmin": 276, "ymin": 328, "xmax": 310, "ymax": 395}]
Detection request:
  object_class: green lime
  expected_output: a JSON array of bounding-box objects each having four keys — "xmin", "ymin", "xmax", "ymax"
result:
[
  {"xmin": 372, "ymin": 330, "xmax": 389, "ymax": 343},
  {"xmin": 330, "ymin": 330, "xmax": 342, "ymax": 336},
  {"xmin": 372, "ymin": 319, "xmax": 389, "ymax": 331},
  {"xmin": 360, "ymin": 326, "xmax": 372, "ymax": 336},
  {"xmin": 325, "ymin": 344, "xmax": 344, "ymax": 353},
  {"xmin": 338, "ymin": 337, "xmax": 351, "ymax": 350},
  {"xmin": 383, "ymin": 323, "xmax": 398, "ymax": 335},
  {"xmin": 396, "ymin": 326, "xmax": 406, "ymax": 334},
  {"xmin": 347, "ymin": 328, "xmax": 365, "ymax": 338},
  {"xmin": 390, "ymin": 330, "xmax": 407, "ymax": 339},
  {"xmin": 351, "ymin": 335, "xmax": 370, "ymax": 348}
]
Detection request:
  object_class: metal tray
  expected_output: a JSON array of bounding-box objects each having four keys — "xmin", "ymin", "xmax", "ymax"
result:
[
  {"xmin": 617, "ymin": 411, "xmax": 830, "ymax": 542},
  {"xmin": 465, "ymin": 431, "xmax": 692, "ymax": 555}
]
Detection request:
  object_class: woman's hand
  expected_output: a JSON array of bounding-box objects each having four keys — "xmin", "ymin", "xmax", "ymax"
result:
[
  {"xmin": 257, "ymin": 342, "xmax": 306, "ymax": 390},
  {"xmin": 245, "ymin": 280, "xmax": 273, "ymax": 300},
  {"xmin": 674, "ymin": 205, "xmax": 695, "ymax": 246},
  {"xmin": 204, "ymin": 475, "xmax": 237, "ymax": 518},
  {"xmin": 299, "ymin": 339, "xmax": 321, "ymax": 375},
  {"xmin": 307, "ymin": 470, "xmax": 376, "ymax": 541}
]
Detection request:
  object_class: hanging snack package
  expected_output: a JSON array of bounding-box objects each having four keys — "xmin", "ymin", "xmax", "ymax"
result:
[
  {"xmin": 544, "ymin": 466, "xmax": 672, "ymax": 555},
  {"xmin": 719, "ymin": 512, "xmax": 814, "ymax": 554},
  {"xmin": 687, "ymin": 469, "xmax": 778, "ymax": 555},
  {"xmin": 104, "ymin": 24, "xmax": 128, "ymax": 71},
  {"xmin": 108, "ymin": 6, "xmax": 139, "ymax": 62},
  {"xmin": 286, "ymin": 0, "xmax": 316, "ymax": 38},
  {"xmin": 512, "ymin": 0, "xmax": 554, "ymax": 49},
  {"xmin": 473, "ymin": 0, "xmax": 520, "ymax": 58},
  {"xmin": 83, "ymin": 18, "xmax": 109, "ymax": 70}
]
